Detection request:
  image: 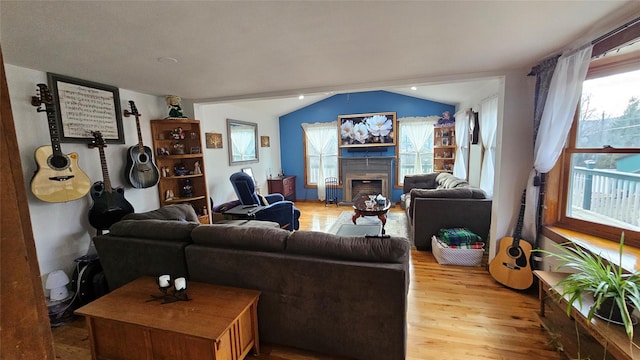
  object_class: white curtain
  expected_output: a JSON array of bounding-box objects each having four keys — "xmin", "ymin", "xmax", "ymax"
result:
[
  {"xmin": 399, "ymin": 116, "xmax": 437, "ymax": 171},
  {"xmin": 231, "ymin": 128, "xmax": 255, "ymax": 161},
  {"xmin": 479, "ymin": 96, "xmax": 498, "ymax": 198},
  {"xmin": 522, "ymin": 44, "xmax": 593, "ymax": 242},
  {"xmin": 453, "ymin": 110, "xmax": 469, "ymax": 179},
  {"xmin": 302, "ymin": 121, "xmax": 337, "ymax": 201}
]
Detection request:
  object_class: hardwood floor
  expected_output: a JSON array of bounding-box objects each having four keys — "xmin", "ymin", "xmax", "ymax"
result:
[{"xmin": 52, "ymin": 201, "xmax": 561, "ymax": 359}]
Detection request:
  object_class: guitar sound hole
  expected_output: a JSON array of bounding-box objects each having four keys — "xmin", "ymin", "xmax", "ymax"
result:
[
  {"xmin": 49, "ymin": 155, "xmax": 69, "ymax": 170},
  {"xmin": 138, "ymin": 154, "xmax": 148, "ymax": 162},
  {"xmin": 508, "ymin": 246, "xmax": 522, "ymax": 258}
]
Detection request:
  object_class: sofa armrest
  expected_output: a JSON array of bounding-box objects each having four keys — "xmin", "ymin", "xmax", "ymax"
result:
[
  {"xmin": 410, "ymin": 198, "xmax": 492, "ymax": 251},
  {"xmin": 265, "ymin": 193, "xmax": 285, "ymax": 203},
  {"xmin": 255, "ymin": 200, "xmax": 296, "ymax": 230},
  {"xmin": 93, "ymin": 235, "xmax": 190, "ymax": 291}
]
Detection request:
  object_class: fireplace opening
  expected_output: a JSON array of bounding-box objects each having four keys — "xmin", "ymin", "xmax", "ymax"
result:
[{"xmin": 351, "ymin": 180, "xmax": 383, "ymax": 200}]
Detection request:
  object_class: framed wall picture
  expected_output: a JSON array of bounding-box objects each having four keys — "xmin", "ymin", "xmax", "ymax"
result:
[
  {"xmin": 205, "ymin": 132, "xmax": 223, "ymax": 148},
  {"xmin": 47, "ymin": 73, "xmax": 124, "ymax": 143},
  {"xmin": 338, "ymin": 112, "xmax": 396, "ymax": 148},
  {"xmin": 260, "ymin": 136, "xmax": 270, "ymax": 147}
]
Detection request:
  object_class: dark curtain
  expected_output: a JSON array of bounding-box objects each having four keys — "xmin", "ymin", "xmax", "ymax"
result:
[
  {"xmin": 529, "ymin": 55, "xmax": 560, "ymax": 145},
  {"xmin": 527, "ymin": 55, "xmax": 559, "ymax": 256}
]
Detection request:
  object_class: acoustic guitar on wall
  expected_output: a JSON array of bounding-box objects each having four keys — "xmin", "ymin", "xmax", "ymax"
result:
[
  {"xmin": 123, "ymin": 100, "xmax": 159, "ymax": 188},
  {"xmin": 30, "ymin": 83, "xmax": 91, "ymax": 203},
  {"xmin": 488, "ymin": 189, "xmax": 534, "ymax": 290},
  {"xmin": 87, "ymin": 131, "xmax": 134, "ymax": 230}
]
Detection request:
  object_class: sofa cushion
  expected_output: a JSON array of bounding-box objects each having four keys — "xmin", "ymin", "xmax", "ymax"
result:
[
  {"xmin": 436, "ymin": 172, "xmax": 469, "ymax": 189},
  {"xmin": 108, "ymin": 219, "xmax": 198, "ymax": 242},
  {"xmin": 402, "ymin": 173, "xmax": 439, "ymax": 193},
  {"xmin": 121, "ymin": 203, "xmax": 199, "ymax": 222},
  {"xmin": 286, "ymin": 231, "xmax": 409, "ymax": 264},
  {"xmin": 411, "ymin": 187, "xmax": 475, "ymax": 199},
  {"xmin": 191, "ymin": 224, "xmax": 289, "ymax": 252}
]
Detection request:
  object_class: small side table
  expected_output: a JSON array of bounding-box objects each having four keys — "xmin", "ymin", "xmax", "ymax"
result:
[
  {"xmin": 267, "ymin": 176, "xmax": 296, "ymax": 201},
  {"xmin": 75, "ymin": 277, "xmax": 260, "ymax": 360}
]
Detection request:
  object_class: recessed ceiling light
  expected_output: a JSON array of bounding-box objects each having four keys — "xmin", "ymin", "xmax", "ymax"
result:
[
  {"xmin": 157, "ymin": 56, "xmax": 178, "ymax": 64},
  {"xmin": 411, "ymin": 86, "xmax": 417, "ymax": 91},
  {"xmin": 298, "ymin": 95, "xmax": 305, "ymax": 100}
]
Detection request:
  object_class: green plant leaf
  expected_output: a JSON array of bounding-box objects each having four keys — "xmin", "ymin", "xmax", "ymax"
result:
[{"xmin": 533, "ymin": 232, "xmax": 638, "ymax": 339}]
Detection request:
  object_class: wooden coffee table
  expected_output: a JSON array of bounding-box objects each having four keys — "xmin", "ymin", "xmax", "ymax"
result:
[
  {"xmin": 352, "ymin": 194, "xmax": 391, "ymax": 234},
  {"xmin": 75, "ymin": 276, "xmax": 260, "ymax": 360}
]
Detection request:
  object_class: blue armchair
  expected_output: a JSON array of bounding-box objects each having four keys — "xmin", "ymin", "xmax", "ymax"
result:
[{"xmin": 229, "ymin": 172, "xmax": 300, "ymax": 230}]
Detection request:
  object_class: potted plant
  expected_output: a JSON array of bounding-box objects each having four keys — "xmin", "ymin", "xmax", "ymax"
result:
[{"xmin": 537, "ymin": 233, "xmax": 640, "ymax": 339}]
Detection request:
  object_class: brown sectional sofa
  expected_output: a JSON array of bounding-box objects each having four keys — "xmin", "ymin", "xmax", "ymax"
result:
[
  {"xmin": 93, "ymin": 204, "xmax": 410, "ymax": 360},
  {"xmin": 402, "ymin": 173, "xmax": 492, "ymax": 250}
]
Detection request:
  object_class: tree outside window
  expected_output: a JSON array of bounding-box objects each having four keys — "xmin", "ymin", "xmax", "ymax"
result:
[{"xmin": 556, "ymin": 66, "xmax": 640, "ymax": 243}]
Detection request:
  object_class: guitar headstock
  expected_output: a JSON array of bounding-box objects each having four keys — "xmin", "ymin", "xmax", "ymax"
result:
[
  {"xmin": 123, "ymin": 100, "xmax": 140, "ymax": 117},
  {"xmin": 31, "ymin": 83, "xmax": 54, "ymax": 111},
  {"xmin": 88, "ymin": 131, "xmax": 107, "ymax": 149}
]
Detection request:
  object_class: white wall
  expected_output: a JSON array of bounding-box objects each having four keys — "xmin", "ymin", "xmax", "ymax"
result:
[
  {"xmin": 194, "ymin": 103, "xmax": 281, "ymax": 207},
  {"xmin": 489, "ymin": 71, "xmax": 536, "ymax": 260},
  {"xmin": 6, "ymin": 64, "xmax": 166, "ymax": 281},
  {"xmin": 5, "ymin": 64, "xmax": 283, "ymax": 286}
]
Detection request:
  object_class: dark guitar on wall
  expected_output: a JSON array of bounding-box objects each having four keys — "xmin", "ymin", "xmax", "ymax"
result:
[
  {"xmin": 88, "ymin": 131, "xmax": 134, "ymax": 230},
  {"xmin": 488, "ymin": 189, "xmax": 534, "ymax": 290},
  {"xmin": 123, "ymin": 100, "xmax": 159, "ymax": 188},
  {"xmin": 30, "ymin": 83, "xmax": 91, "ymax": 203}
]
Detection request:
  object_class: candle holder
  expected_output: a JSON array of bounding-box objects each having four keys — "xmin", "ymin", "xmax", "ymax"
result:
[{"xmin": 147, "ymin": 275, "xmax": 190, "ymax": 304}]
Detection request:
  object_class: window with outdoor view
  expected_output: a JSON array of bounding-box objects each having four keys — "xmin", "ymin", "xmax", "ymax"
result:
[
  {"xmin": 557, "ymin": 53, "xmax": 640, "ymax": 243},
  {"xmin": 302, "ymin": 122, "xmax": 339, "ymax": 187},
  {"xmin": 396, "ymin": 117, "xmax": 438, "ymax": 186}
]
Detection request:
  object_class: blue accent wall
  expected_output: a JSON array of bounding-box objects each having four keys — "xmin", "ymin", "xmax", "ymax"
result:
[{"xmin": 279, "ymin": 90, "xmax": 455, "ymax": 201}]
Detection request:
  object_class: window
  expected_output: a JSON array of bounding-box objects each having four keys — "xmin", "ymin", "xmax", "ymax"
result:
[
  {"xmin": 547, "ymin": 49, "xmax": 640, "ymax": 245},
  {"xmin": 302, "ymin": 122, "xmax": 339, "ymax": 187},
  {"xmin": 395, "ymin": 116, "xmax": 438, "ymax": 186}
]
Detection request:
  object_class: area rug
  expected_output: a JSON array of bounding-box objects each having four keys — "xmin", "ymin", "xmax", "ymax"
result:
[{"xmin": 327, "ymin": 211, "xmax": 409, "ymax": 239}]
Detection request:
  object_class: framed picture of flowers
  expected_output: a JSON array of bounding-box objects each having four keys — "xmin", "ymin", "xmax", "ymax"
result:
[{"xmin": 338, "ymin": 112, "xmax": 397, "ymax": 148}]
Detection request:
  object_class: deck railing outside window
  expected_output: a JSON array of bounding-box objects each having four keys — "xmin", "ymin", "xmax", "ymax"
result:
[{"xmin": 569, "ymin": 166, "xmax": 640, "ymax": 230}]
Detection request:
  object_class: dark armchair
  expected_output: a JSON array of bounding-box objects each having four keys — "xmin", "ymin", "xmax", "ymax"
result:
[{"xmin": 229, "ymin": 172, "xmax": 300, "ymax": 230}]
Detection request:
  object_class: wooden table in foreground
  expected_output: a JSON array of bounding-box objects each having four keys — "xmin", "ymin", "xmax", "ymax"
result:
[
  {"xmin": 75, "ymin": 276, "xmax": 260, "ymax": 360},
  {"xmin": 534, "ymin": 270, "xmax": 640, "ymax": 360}
]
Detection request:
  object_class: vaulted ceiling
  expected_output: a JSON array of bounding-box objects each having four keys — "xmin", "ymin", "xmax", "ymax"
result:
[{"xmin": 1, "ymin": 1, "xmax": 638, "ymax": 116}]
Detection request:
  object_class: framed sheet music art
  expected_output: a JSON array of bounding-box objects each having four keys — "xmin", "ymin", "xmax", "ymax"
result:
[{"xmin": 47, "ymin": 73, "xmax": 124, "ymax": 144}]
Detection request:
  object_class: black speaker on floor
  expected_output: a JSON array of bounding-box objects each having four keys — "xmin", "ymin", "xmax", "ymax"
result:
[{"xmin": 70, "ymin": 254, "xmax": 109, "ymax": 308}]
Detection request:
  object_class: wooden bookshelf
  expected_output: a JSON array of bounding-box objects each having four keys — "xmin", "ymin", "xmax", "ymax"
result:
[{"xmin": 150, "ymin": 119, "xmax": 210, "ymax": 224}]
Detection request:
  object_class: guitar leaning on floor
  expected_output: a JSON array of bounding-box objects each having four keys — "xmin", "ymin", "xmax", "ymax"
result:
[
  {"xmin": 123, "ymin": 100, "xmax": 159, "ymax": 188},
  {"xmin": 488, "ymin": 189, "xmax": 534, "ymax": 290},
  {"xmin": 30, "ymin": 83, "xmax": 91, "ymax": 203},
  {"xmin": 87, "ymin": 131, "xmax": 134, "ymax": 230}
]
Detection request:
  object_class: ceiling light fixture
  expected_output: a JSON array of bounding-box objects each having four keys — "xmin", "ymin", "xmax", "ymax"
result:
[
  {"xmin": 157, "ymin": 56, "xmax": 178, "ymax": 64},
  {"xmin": 298, "ymin": 95, "xmax": 304, "ymax": 100},
  {"xmin": 411, "ymin": 86, "xmax": 417, "ymax": 91}
]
